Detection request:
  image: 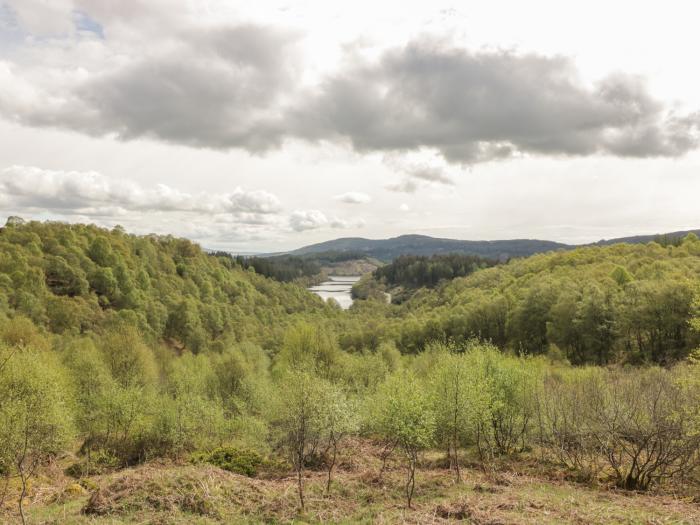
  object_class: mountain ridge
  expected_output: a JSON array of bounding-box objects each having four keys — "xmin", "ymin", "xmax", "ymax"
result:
[{"xmin": 272, "ymin": 229, "xmax": 700, "ymax": 261}]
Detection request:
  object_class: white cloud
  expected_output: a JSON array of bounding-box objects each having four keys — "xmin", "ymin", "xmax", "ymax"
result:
[
  {"xmin": 386, "ymin": 179, "xmax": 418, "ymax": 193},
  {"xmin": 384, "ymin": 155, "xmax": 455, "ymax": 193},
  {"xmin": 2, "ymin": 1, "xmax": 700, "ymax": 252},
  {"xmin": 6, "ymin": 0, "xmax": 74, "ymax": 35},
  {"xmin": 399, "ymin": 203, "xmax": 410, "ymax": 212},
  {"xmin": 0, "ymin": 165, "xmax": 282, "ymax": 217},
  {"xmin": 289, "ymin": 209, "xmax": 363, "ymax": 231},
  {"xmin": 330, "ymin": 216, "xmax": 366, "ymax": 229},
  {"xmin": 289, "ymin": 209, "xmax": 328, "ymax": 231},
  {"xmin": 405, "ymin": 164, "xmax": 454, "ymax": 185},
  {"xmin": 334, "ymin": 191, "xmax": 371, "ymax": 204}
]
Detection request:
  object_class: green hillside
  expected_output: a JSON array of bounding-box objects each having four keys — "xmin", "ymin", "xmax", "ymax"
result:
[
  {"xmin": 1, "ymin": 220, "xmax": 700, "ymax": 525},
  {"xmin": 362, "ymin": 236, "xmax": 700, "ymax": 363},
  {"xmin": 289, "ymin": 234, "xmax": 570, "ymax": 261},
  {"xmin": 285, "ymin": 229, "xmax": 700, "ymax": 263},
  {"xmin": 0, "ymin": 220, "xmax": 331, "ymax": 351}
]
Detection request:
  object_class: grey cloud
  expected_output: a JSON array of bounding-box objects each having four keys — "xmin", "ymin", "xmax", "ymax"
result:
[
  {"xmin": 0, "ymin": 24, "xmax": 299, "ymax": 151},
  {"xmin": 405, "ymin": 164, "xmax": 454, "ymax": 185},
  {"xmin": 76, "ymin": 25, "xmax": 299, "ymax": 151},
  {"xmin": 2, "ymin": 27, "xmax": 699, "ymax": 163},
  {"xmin": 384, "ymin": 159, "xmax": 453, "ymax": 193},
  {"xmin": 292, "ymin": 41, "xmax": 700, "ymax": 163}
]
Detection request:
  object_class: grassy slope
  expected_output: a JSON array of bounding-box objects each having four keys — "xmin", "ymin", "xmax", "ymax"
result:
[{"xmin": 10, "ymin": 439, "xmax": 700, "ymax": 525}]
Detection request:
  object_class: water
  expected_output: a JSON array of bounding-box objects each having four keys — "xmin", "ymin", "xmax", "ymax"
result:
[{"xmin": 308, "ymin": 275, "xmax": 361, "ymax": 310}]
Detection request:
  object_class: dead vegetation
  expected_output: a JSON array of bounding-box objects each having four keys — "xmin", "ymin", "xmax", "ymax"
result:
[{"xmin": 2, "ymin": 437, "xmax": 700, "ymax": 524}]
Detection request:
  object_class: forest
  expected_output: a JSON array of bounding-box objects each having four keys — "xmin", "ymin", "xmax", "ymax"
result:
[
  {"xmin": 374, "ymin": 254, "xmax": 497, "ymax": 290},
  {"xmin": 1, "ymin": 219, "xmax": 700, "ymax": 524},
  {"xmin": 229, "ymin": 250, "xmax": 374, "ymax": 284}
]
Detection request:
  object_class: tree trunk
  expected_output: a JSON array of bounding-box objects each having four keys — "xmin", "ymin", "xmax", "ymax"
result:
[
  {"xmin": 452, "ymin": 424, "xmax": 461, "ymax": 481},
  {"xmin": 405, "ymin": 451, "xmax": 416, "ymax": 509},
  {"xmin": 296, "ymin": 451, "xmax": 305, "ymax": 510},
  {"xmin": 18, "ymin": 463, "xmax": 27, "ymax": 525},
  {"xmin": 326, "ymin": 438, "xmax": 337, "ymax": 495},
  {"xmin": 0, "ymin": 473, "xmax": 9, "ymax": 509},
  {"xmin": 297, "ymin": 468, "xmax": 305, "ymax": 510},
  {"xmin": 18, "ymin": 425, "xmax": 29, "ymax": 525},
  {"xmin": 453, "ymin": 438, "xmax": 461, "ymax": 482},
  {"xmin": 378, "ymin": 439, "xmax": 396, "ymax": 481}
]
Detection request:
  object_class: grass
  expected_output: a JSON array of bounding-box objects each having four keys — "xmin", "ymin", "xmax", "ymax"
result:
[{"xmin": 2, "ymin": 439, "xmax": 699, "ymax": 524}]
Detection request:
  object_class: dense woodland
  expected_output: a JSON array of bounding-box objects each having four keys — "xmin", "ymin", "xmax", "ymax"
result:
[
  {"xmin": 229, "ymin": 254, "xmax": 323, "ymax": 283},
  {"xmin": 382, "ymin": 238, "xmax": 700, "ymax": 363},
  {"xmin": 374, "ymin": 254, "xmax": 496, "ymax": 290},
  {"xmin": 1, "ymin": 220, "xmax": 700, "ymax": 522},
  {"xmin": 229, "ymin": 251, "xmax": 371, "ymax": 283}
]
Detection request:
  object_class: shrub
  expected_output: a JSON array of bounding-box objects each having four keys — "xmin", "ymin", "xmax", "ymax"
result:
[
  {"xmin": 369, "ymin": 370, "xmax": 435, "ymax": 508},
  {"xmin": 192, "ymin": 447, "xmax": 263, "ymax": 477},
  {"xmin": 536, "ymin": 368, "xmax": 607, "ymax": 481},
  {"xmin": 65, "ymin": 449, "xmax": 120, "ymax": 478},
  {"xmin": 590, "ymin": 367, "xmax": 700, "ymax": 490}
]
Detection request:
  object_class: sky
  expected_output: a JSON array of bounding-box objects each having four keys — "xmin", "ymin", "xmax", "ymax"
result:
[{"xmin": 0, "ymin": 0, "xmax": 699, "ymax": 252}]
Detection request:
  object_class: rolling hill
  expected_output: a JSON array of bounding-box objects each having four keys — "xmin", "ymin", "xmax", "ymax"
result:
[
  {"xmin": 289, "ymin": 234, "xmax": 570, "ymax": 261},
  {"xmin": 284, "ymin": 229, "xmax": 700, "ymax": 262}
]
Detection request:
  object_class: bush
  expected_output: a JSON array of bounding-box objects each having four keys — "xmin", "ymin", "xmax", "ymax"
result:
[
  {"xmin": 590, "ymin": 367, "xmax": 700, "ymax": 490},
  {"xmin": 65, "ymin": 449, "xmax": 120, "ymax": 478},
  {"xmin": 191, "ymin": 447, "xmax": 263, "ymax": 477},
  {"xmin": 536, "ymin": 368, "xmax": 607, "ymax": 481}
]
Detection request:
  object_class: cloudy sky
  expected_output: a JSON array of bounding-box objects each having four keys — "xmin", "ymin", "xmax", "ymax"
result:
[{"xmin": 1, "ymin": 1, "xmax": 699, "ymax": 251}]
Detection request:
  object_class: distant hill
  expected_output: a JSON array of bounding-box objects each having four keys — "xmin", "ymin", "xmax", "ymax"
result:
[
  {"xmin": 289, "ymin": 234, "xmax": 571, "ymax": 261},
  {"xmin": 285, "ymin": 229, "xmax": 700, "ymax": 262},
  {"xmin": 594, "ymin": 229, "xmax": 700, "ymax": 246}
]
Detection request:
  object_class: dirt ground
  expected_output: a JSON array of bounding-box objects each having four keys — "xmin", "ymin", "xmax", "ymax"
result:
[{"xmin": 2, "ymin": 438, "xmax": 699, "ymax": 524}]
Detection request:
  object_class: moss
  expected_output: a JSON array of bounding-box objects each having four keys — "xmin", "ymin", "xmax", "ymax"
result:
[{"xmin": 191, "ymin": 447, "xmax": 263, "ymax": 477}]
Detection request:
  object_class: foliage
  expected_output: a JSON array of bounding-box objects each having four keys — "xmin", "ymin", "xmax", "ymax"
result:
[
  {"xmin": 369, "ymin": 370, "xmax": 436, "ymax": 507},
  {"xmin": 271, "ymin": 369, "xmax": 330, "ymax": 509},
  {"xmin": 0, "ymin": 220, "xmax": 331, "ymax": 352},
  {"xmin": 2, "ymin": 219, "xmax": 700, "ymax": 523},
  {"xmin": 378, "ymin": 235, "xmax": 700, "ymax": 364},
  {"xmin": 191, "ymin": 447, "xmax": 263, "ymax": 477},
  {"xmin": 426, "ymin": 343, "xmax": 491, "ymax": 479},
  {"xmin": 0, "ymin": 345, "xmax": 74, "ymax": 523},
  {"xmin": 375, "ymin": 253, "xmax": 496, "ymax": 296}
]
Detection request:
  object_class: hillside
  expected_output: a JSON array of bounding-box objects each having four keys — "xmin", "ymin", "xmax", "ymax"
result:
[
  {"xmin": 595, "ymin": 228, "xmax": 700, "ymax": 246},
  {"xmin": 13, "ymin": 437, "xmax": 700, "ymax": 524},
  {"xmin": 0, "ymin": 219, "xmax": 331, "ymax": 351},
  {"xmin": 290, "ymin": 234, "xmax": 570, "ymax": 261},
  {"xmin": 2, "ymin": 220, "xmax": 700, "ymax": 525},
  {"xmin": 287, "ymin": 228, "xmax": 700, "ymax": 263},
  {"xmin": 374, "ymin": 235, "xmax": 700, "ymax": 363}
]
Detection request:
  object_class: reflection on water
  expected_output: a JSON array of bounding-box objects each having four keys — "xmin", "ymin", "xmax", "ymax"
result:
[{"xmin": 308, "ymin": 275, "xmax": 361, "ymax": 310}]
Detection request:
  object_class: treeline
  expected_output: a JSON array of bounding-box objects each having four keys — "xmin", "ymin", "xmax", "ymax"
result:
[
  {"xmin": 0, "ymin": 220, "xmax": 331, "ymax": 353},
  {"xmin": 231, "ymin": 254, "xmax": 323, "ymax": 282},
  {"xmin": 222, "ymin": 250, "xmax": 371, "ymax": 283},
  {"xmin": 389, "ymin": 235, "xmax": 700, "ymax": 365},
  {"xmin": 374, "ymin": 253, "xmax": 497, "ymax": 290}
]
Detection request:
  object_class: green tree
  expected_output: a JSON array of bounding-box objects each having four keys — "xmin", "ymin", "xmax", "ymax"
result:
[
  {"xmin": 0, "ymin": 347, "xmax": 74, "ymax": 524},
  {"xmin": 272, "ymin": 369, "xmax": 328, "ymax": 511},
  {"xmin": 429, "ymin": 346, "xmax": 490, "ymax": 481},
  {"xmin": 318, "ymin": 384, "xmax": 358, "ymax": 494},
  {"xmin": 371, "ymin": 371, "xmax": 435, "ymax": 508}
]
